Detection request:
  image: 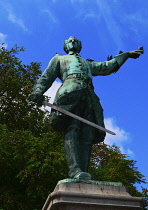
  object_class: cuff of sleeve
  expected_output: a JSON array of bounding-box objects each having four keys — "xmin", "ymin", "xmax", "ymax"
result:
[{"xmin": 28, "ymin": 93, "xmax": 45, "ymax": 105}]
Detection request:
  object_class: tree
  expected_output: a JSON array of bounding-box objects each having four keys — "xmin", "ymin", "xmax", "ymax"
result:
[
  {"xmin": 90, "ymin": 143, "xmax": 148, "ymax": 208},
  {"xmin": 90, "ymin": 143, "xmax": 146, "ymax": 196},
  {"xmin": 0, "ymin": 44, "xmax": 49, "ymax": 136},
  {"xmin": 0, "ymin": 124, "xmax": 67, "ymax": 210}
]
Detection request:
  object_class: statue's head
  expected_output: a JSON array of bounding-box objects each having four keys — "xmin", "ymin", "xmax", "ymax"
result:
[{"xmin": 64, "ymin": 36, "xmax": 82, "ymax": 54}]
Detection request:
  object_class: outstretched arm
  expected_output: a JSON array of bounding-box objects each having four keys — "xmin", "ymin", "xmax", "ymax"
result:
[
  {"xmin": 28, "ymin": 56, "xmax": 60, "ymax": 106},
  {"xmin": 90, "ymin": 50, "xmax": 143, "ymax": 76}
]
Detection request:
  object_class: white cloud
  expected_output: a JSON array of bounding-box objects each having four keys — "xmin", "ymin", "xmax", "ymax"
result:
[
  {"xmin": 123, "ymin": 11, "xmax": 148, "ymax": 38},
  {"xmin": 0, "ymin": 33, "xmax": 6, "ymax": 41},
  {"xmin": 42, "ymin": 9, "xmax": 59, "ymax": 24},
  {"xmin": 0, "ymin": 33, "xmax": 7, "ymax": 48},
  {"xmin": 95, "ymin": 0, "xmax": 148, "ymax": 48},
  {"xmin": 1, "ymin": 2, "xmax": 28, "ymax": 32},
  {"xmin": 42, "ymin": 80, "xmax": 61, "ymax": 112},
  {"xmin": 126, "ymin": 149, "xmax": 134, "ymax": 157},
  {"xmin": 104, "ymin": 118, "xmax": 129, "ymax": 145},
  {"xmin": 83, "ymin": 12, "xmax": 101, "ymax": 21},
  {"xmin": 8, "ymin": 10, "xmax": 28, "ymax": 32},
  {"xmin": 96, "ymin": 0, "xmax": 124, "ymax": 50},
  {"xmin": 104, "ymin": 118, "xmax": 134, "ymax": 157}
]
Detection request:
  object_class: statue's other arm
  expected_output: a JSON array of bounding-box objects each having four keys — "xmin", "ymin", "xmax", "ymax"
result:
[
  {"xmin": 90, "ymin": 52, "xmax": 129, "ymax": 76},
  {"xmin": 28, "ymin": 56, "xmax": 60, "ymax": 105}
]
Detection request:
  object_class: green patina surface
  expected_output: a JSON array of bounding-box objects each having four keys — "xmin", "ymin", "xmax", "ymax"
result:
[
  {"xmin": 57, "ymin": 178, "xmax": 123, "ymax": 187},
  {"xmin": 29, "ymin": 36, "xmax": 134, "ymax": 180}
]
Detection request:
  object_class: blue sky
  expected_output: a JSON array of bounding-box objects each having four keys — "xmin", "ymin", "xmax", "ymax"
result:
[{"xmin": 1, "ymin": 0, "xmax": 148, "ymax": 190}]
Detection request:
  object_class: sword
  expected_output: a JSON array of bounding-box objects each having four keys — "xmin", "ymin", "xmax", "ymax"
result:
[{"xmin": 42, "ymin": 101, "xmax": 116, "ymax": 135}]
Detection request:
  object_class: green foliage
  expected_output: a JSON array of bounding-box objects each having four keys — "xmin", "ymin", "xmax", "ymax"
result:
[
  {"xmin": 90, "ymin": 143, "xmax": 148, "ymax": 208},
  {"xmin": 0, "ymin": 124, "xmax": 68, "ymax": 209},
  {"xmin": 0, "ymin": 44, "xmax": 49, "ymax": 136},
  {"xmin": 90, "ymin": 144, "xmax": 146, "ymax": 195},
  {"xmin": 90, "ymin": 144, "xmax": 148, "ymax": 209}
]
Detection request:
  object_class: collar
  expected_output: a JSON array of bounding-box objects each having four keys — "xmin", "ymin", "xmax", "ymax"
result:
[{"xmin": 68, "ymin": 51, "xmax": 80, "ymax": 56}]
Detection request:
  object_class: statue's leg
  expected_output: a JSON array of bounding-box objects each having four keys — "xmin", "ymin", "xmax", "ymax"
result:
[
  {"xmin": 64, "ymin": 120, "xmax": 82, "ymax": 178},
  {"xmin": 78, "ymin": 117, "xmax": 95, "ymax": 172},
  {"xmin": 78, "ymin": 94, "xmax": 96, "ymax": 173},
  {"xmin": 64, "ymin": 92, "xmax": 95, "ymax": 180}
]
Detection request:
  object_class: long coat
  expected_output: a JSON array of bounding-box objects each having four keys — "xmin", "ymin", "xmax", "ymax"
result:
[{"xmin": 31, "ymin": 52, "xmax": 129, "ymax": 143}]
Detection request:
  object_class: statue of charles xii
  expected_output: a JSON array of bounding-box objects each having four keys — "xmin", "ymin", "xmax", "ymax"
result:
[{"xmin": 29, "ymin": 36, "xmax": 143, "ymax": 180}]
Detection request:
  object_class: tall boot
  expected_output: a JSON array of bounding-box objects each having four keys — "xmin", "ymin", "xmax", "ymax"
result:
[
  {"xmin": 64, "ymin": 125, "xmax": 82, "ymax": 178},
  {"xmin": 79, "ymin": 143, "xmax": 92, "ymax": 172}
]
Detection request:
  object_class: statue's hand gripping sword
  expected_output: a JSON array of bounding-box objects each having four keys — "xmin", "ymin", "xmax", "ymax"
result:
[{"xmin": 42, "ymin": 101, "xmax": 116, "ymax": 135}]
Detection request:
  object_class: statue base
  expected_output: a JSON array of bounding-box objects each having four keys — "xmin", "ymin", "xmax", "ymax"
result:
[{"xmin": 42, "ymin": 179, "xmax": 144, "ymax": 210}]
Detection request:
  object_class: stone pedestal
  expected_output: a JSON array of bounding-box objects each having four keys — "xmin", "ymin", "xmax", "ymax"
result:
[{"xmin": 42, "ymin": 179, "xmax": 144, "ymax": 210}]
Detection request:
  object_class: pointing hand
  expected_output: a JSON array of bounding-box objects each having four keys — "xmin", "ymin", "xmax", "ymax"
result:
[{"xmin": 129, "ymin": 46, "xmax": 144, "ymax": 59}]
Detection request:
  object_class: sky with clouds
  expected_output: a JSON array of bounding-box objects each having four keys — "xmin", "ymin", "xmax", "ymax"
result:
[{"xmin": 1, "ymin": 0, "xmax": 148, "ymax": 190}]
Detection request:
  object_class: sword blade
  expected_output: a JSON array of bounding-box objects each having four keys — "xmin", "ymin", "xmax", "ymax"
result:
[{"xmin": 42, "ymin": 101, "xmax": 116, "ymax": 135}]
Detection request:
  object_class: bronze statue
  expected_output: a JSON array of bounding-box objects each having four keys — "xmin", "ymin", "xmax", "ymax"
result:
[{"xmin": 29, "ymin": 36, "xmax": 143, "ymax": 180}]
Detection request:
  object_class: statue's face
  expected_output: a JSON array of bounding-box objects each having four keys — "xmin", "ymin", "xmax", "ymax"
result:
[
  {"xmin": 64, "ymin": 36, "xmax": 82, "ymax": 54},
  {"xmin": 67, "ymin": 37, "xmax": 79, "ymax": 52}
]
